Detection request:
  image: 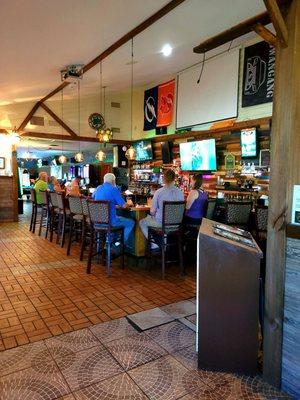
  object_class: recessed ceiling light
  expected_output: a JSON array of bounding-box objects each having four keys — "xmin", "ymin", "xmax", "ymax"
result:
[{"xmin": 161, "ymin": 44, "xmax": 172, "ymax": 57}]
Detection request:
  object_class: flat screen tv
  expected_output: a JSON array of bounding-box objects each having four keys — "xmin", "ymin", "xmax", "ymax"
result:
[
  {"xmin": 241, "ymin": 128, "xmax": 257, "ymax": 158},
  {"xmin": 134, "ymin": 140, "xmax": 153, "ymax": 161},
  {"xmin": 180, "ymin": 139, "xmax": 217, "ymax": 171}
]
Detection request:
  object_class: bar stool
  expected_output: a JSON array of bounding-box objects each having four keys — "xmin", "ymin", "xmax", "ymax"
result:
[
  {"xmin": 224, "ymin": 201, "xmax": 253, "ymax": 229},
  {"xmin": 80, "ymin": 197, "xmax": 91, "ymax": 261},
  {"xmin": 56, "ymin": 192, "xmax": 70, "ymax": 248},
  {"xmin": 38, "ymin": 190, "xmax": 51, "ymax": 238},
  {"xmin": 86, "ymin": 200, "xmax": 125, "ymax": 277},
  {"xmin": 29, "ymin": 188, "xmax": 41, "ymax": 234},
  {"xmin": 147, "ymin": 201, "xmax": 186, "ymax": 279},
  {"xmin": 67, "ymin": 196, "xmax": 84, "ymax": 256},
  {"xmin": 49, "ymin": 191, "xmax": 59, "ymax": 243}
]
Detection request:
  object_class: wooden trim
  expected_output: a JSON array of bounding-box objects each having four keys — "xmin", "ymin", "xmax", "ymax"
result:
[
  {"xmin": 151, "ymin": 117, "xmax": 271, "ymax": 143},
  {"xmin": 193, "ymin": 0, "xmax": 291, "ymax": 54},
  {"xmin": 193, "ymin": 12, "xmax": 271, "ymax": 53},
  {"xmin": 21, "ymin": 131, "xmax": 131, "ymax": 145},
  {"xmin": 286, "ymin": 223, "xmax": 300, "ymax": 239},
  {"xmin": 17, "ymin": 102, "xmax": 41, "ymax": 131},
  {"xmin": 263, "ymin": 0, "xmax": 288, "ymax": 47},
  {"xmin": 39, "ymin": 103, "xmax": 78, "ymax": 138},
  {"xmin": 252, "ymin": 23, "xmax": 278, "ymax": 47}
]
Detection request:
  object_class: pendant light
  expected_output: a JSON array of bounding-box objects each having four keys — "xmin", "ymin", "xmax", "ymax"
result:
[
  {"xmin": 74, "ymin": 81, "xmax": 84, "ymax": 162},
  {"xmin": 96, "ymin": 85, "xmax": 113, "ymax": 143},
  {"xmin": 58, "ymin": 89, "xmax": 67, "ymax": 164},
  {"xmin": 95, "ymin": 62, "xmax": 106, "ymax": 162},
  {"xmin": 125, "ymin": 38, "xmax": 136, "ymax": 160}
]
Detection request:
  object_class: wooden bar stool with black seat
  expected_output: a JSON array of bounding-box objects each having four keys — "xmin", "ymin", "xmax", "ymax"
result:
[
  {"xmin": 147, "ymin": 200, "xmax": 186, "ymax": 280},
  {"xmin": 86, "ymin": 200, "xmax": 125, "ymax": 277},
  {"xmin": 224, "ymin": 201, "xmax": 253, "ymax": 230},
  {"xmin": 38, "ymin": 190, "xmax": 51, "ymax": 238},
  {"xmin": 67, "ymin": 196, "xmax": 84, "ymax": 256},
  {"xmin": 49, "ymin": 191, "xmax": 59, "ymax": 242},
  {"xmin": 56, "ymin": 192, "xmax": 70, "ymax": 248},
  {"xmin": 80, "ymin": 197, "xmax": 91, "ymax": 261},
  {"xmin": 29, "ymin": 188, "xmax": 42, "ymax": 234}
]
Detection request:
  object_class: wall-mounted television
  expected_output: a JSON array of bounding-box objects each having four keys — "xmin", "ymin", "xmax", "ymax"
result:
[
  {"xmin": 241, "ymin": 128, "xmax": 257, "ymax": 158},
  {"xmin": 180, "ymin": 139, "xmax": 217, "ymax": 171},
  {"xmin": 134, "ymin": 140, "xmax": 153, "ymax": 161}
]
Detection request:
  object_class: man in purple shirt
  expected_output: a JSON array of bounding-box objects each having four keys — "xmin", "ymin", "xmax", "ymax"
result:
[
  {"xmin": 139, "ymin": 169, "xmax": 184, "ymax": 239},
  {"xmin": 92, "ymin": 173, "xmax": 135, "ymax": 243}
]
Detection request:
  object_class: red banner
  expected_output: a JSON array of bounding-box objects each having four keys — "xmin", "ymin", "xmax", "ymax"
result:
[{"xmin": 157, "ymin": 79, "xmax": 175, "ymax": 127}]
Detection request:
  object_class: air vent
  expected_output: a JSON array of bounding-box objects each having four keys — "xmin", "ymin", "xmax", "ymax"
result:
[
  {"xmin": 111, "ymin": 127, "xmax": 120, "ymax": 133},
  {"xmin": 111, "ymin": 102, "xmax": 121, "ymax": 108},
  {"xmin": 30, "ymin": 116, "xmax": 44, "ymax": 126},
  {"xmin": 49, "ymin": 119, "xmax": 60, "ymax": 127}
]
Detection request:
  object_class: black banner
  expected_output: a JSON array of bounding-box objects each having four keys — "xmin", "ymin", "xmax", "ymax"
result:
[
  {"xmin": 143, "ymin": 86, "xmax": 158, "ymax": 131},
  {"xmin": 242, "ymin": 41, "xmax": 275, "ymax": 107}
]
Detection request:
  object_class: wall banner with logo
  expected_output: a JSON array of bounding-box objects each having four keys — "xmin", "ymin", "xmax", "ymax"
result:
[
  {"xmin": 157, "ymin": 79, "xmax": 175, "ymax": 127},
  {"xmin": 242, "ymin": 41, "xmax": 275, "ymax": 107},
  {"xmin": 143, "ymin": 86, "xmax": 158, "ymax": 131}
]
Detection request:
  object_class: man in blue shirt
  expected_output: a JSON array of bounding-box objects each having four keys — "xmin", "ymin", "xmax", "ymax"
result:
[
  {"xmin": 139, "ymin": 169, "xmax": 184, "ymax": 239},
  {"xmin": 92, "ymin": 173, "xmax": 135, "ymax": 243}
]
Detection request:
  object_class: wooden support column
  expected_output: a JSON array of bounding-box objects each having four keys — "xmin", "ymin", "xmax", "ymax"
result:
[{"xmin": 263, "ymin": 0, "xmax": 300, "ymax": 387}]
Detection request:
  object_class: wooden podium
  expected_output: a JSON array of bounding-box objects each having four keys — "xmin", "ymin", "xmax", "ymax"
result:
[{"xmin": 197, "ymin": 218, "xmax": 263, "ymax": 374}]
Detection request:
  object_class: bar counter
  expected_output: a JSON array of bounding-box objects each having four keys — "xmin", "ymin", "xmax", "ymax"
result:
[{"xmin": 117, "ymin": 206, "xmax": 150, "ymax": 257}]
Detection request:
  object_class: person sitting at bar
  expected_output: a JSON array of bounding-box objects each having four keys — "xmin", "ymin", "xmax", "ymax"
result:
[
  {"xmin": 184, "ymin": 173, "xmax": 208, "ymax": 225},
  {"xmin": 66, "ymin": 175, "xmax": 81, "ymax": 197},
  {"xmin": 92, "ymin": 173, "xmax": 135, "ymax": 244},
  {"xmin": 139, "ymin": 169, "xmax": 184, "ymax": 239},
  {"xmin": 48, "ymin": 176, "xmax": 63, "ymax": 192},
  {"xmin": 34, "ymin": 171, "xmax": 48, "ymax": 204}
]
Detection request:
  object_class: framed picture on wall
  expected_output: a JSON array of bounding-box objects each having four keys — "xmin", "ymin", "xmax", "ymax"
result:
[{"xmin": 0, "ymin": 157, "xmax": 5, "ymax": 169}]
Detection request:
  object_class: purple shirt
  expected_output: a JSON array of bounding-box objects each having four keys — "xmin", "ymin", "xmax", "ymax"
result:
[
  {"xmin": 151, "ymin": 184, "xmax": 184, "ymax": 223},
  {"xmin": 186, "ymin": 189, "xmax": 208, "ymax": 220}
]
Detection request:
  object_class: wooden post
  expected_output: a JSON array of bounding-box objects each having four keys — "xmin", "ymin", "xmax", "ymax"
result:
[{"xmin": 263, "ymin": 0, "xmax": 300, "ymax": 387}]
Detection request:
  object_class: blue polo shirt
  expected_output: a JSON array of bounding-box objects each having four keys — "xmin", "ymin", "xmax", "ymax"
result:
[{"xmin": 92, "ymin": 182, "xmax": 125, "ymax": 223}]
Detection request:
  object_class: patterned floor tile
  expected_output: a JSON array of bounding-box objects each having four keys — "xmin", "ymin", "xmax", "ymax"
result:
[
  {"xmin": 127, "ymin": 308, "xmax": 174, "ymax": 331},
  {"xmin": 160, "ymin": 300, "xmax": 195, "ymax": 319},
  {"xmin": 52, "ymin": 345, "xmax": 123, "ymax": 391},
  {"xmin": 0, "ymin": 360, "xmax": 70, "ymax": 400},
  {"xmin": 105, "ymin": 333, "xmax": 167, "ymax": 371},
  {"xmin": 129, "ymin": 354, "xmax": 192, "ymax": 399},
  {"xmin": 73, "ymin": 372, "xmax": 148, "ymax": 399},
  {"xmin": 0, "ymin": 341, "xmax": 53, "ymax": 377},
  {"xmin": 90, "ymin": 317, "xmax": 138, "ymax": 344},
  {"xmin": 145, "ymin": 321, "xmax": 196, "ymax": 352},
  {"xmin": 186, "ymin": 314, "xmax": 196, "ymax": 325},
  {"xmin": 57, "ymin": 395, "xmax": 76, "ymax": 400},
  {"xmin": 178, "ymin": 318, "xmax": 196, "ymax": 332},
  {"xmin": 228, "ymin": 375, "xmax": 294, "ymax": 399},
  {"xmin": 172, "ymin": 345, "xmax": 198, "ymax": 370},
  {"xmin": 45, "ymin": 328, "xmax": 100, "ymax": 354}
]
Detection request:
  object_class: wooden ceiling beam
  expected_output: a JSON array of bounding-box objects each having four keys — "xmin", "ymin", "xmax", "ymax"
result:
[
  {"xmin": 252, "ymin": 23, "xmax": 278, "ymax": 47},
  {"xmin": 193, "ymin": 0, "xmax": 291, "ymax": 54},
  {"xmin": 40, "ymin": 82, "xmax": 70, "ymax": 103},
  {"xmin": 263, "ymin": 0, "xmax": 288, "ymax": 47},
  {"xmin": 17, "ymin": 102, "xmax": 41, "ymax": 132},
  {"xmin": 21, "ymin": 131, "xmax": 131, "ymax": 145},
  {"xmin": 39, "ymin": 103, "xmax": 78, "ymax": 138}
]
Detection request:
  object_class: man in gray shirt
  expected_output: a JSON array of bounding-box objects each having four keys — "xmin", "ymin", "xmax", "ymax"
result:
[{"xmin": 139, "ymin": 169, "xmax": 184, "ymax": 239}]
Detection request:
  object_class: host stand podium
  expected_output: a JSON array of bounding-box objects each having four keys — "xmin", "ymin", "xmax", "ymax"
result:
[{"xmin": 197, "ymin": 218, "xmax": 263, "ymax": 374}]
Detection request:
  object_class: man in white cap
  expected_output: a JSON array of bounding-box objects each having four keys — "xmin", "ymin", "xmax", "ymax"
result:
[{"xmin": 92, "ymin": 173, "xmax": 135, "ymax": 244}]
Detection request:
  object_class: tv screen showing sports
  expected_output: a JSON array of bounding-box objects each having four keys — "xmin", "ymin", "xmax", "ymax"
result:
[
  {"xmin": 180, "ymin": 139, "xmax": 217, "ymax": 171},
  {"xmin": 134, "ymin": 140, "xmax": 153, "ymax": 161},
  {"xmin": 241, "ymin": 128, "xmax": 257, "ymax": 157}
]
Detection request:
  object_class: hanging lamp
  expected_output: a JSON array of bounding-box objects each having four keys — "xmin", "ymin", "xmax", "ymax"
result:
[
  {"xmin": 96, "ymin": 85, "xmax": 113, "ymax": 143},
  {"xmin": 58, "ymin": 89, "xmax": 67, "ymax": 164},
  {"xmin": 95, "ymin": 62, "xmax": 106, "ymax": 162},
  {"xmin": 74, "ymin": 81, "xmax": 84, "ymax": 162},
  {"xmin": 125, "ymin": 38, "xmax": 136, "ymax": 160}
]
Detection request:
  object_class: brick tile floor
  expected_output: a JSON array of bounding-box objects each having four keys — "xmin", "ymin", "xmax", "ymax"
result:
[{"xmin": 0, "ymin": 206, "xmax": 195, "ymax": 350}]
